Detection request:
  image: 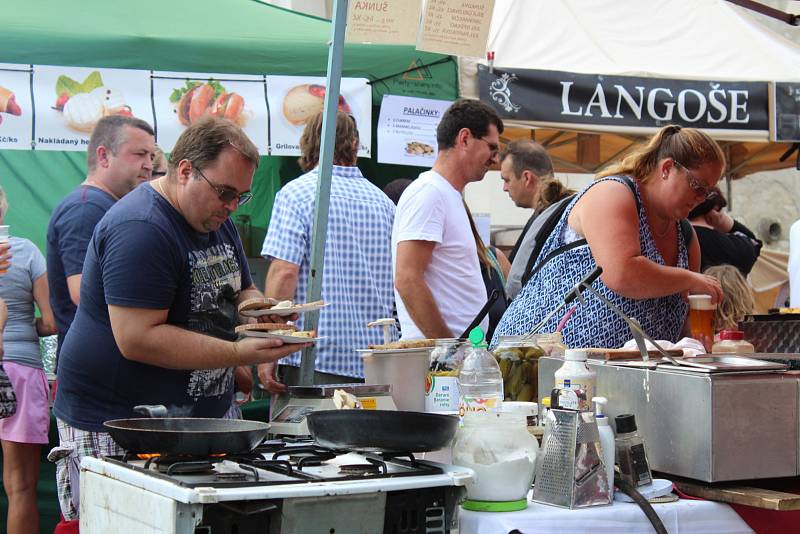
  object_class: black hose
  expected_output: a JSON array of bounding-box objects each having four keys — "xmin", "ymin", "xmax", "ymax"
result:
[{"xmin": 614, "ymin": 477, "xmax": 669, "ymax": 534}]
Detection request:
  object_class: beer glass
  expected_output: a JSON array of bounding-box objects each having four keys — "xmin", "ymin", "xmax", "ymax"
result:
[
  {"xmin": 688, "ymin": 294, "xmax": 716, "ymax": 352},
  {"xmin": 0, "ymin": 225, "xmax": 9, "ymax": 275}
]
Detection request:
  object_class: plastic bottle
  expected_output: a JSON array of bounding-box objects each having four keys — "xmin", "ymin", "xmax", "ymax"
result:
[
  {"xmin": 712, "ymin": 330, "xmax": 755, "ymax": 354},
  {"xmin": 554, "ymin": 349, "xmax": 596, "ymax": 411},
  {"xmin": 592, "ymin": 396, "xmax": 615, "ymax": 497},
  {"xmin": 614, "ymin": 414, "xmax": 653, "ymax": 487},
  {"xmin": 458, "ymin": 327, "xmax": 504, "ymax": 416}
]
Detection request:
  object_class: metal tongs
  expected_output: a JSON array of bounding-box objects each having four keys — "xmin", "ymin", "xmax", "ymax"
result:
[{"xmin": 525, "ymin": 266, "xmax": 716, "ymax": 370}]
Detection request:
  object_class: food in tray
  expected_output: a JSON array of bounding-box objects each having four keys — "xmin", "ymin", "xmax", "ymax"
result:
[
  {"xmin": 282, "ymin": 83, "xmax": 351, "ymax": 126},
  {"xmin": 405, "ymin": 141, "xmax": 434, "ymax": 156},
  {"xmin": 237, "ymin": 297, "xmax": 324, "ymax": 314},
  {"xmin": 0, "ymin": 86, "xmax": 22, "ymax": 124},
  {"xmin": 170, "ymin": 80, "xmax": 246, "ymax": 127},
  {"xmin": 235, "ymin": 323, "xmax": 296, "ymax": 334},
  {"xmin": 280, "ymin": 329, "xmax": 316, "ymax": 338},
  {"xmin": 368, "ymin": 339, "xmax": 436, "ymax": 350},
  {"xmin": 332, "ymin": 389, "xmax": 360, "ymax": 410},
  {"xmin": 53, "ymin": 72, "xmax": 134, "ymax": 132}
]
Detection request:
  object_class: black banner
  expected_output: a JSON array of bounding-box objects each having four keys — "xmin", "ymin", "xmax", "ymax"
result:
[
  {"xmin": 775, "ymin": 82, "xmax": 800, "ymax": 142},
  {"xmin": 478, "ymin": 64, "xmax": 769, "ymax": 132}
]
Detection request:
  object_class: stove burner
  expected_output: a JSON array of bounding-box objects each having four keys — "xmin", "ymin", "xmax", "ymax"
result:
[{"xmin": 338, "ymin": 463, "xmax": 382, "ymax": 476}]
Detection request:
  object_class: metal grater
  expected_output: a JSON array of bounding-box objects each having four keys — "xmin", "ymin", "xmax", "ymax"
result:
[{"xmin": 533, "ymin": 409, "xmax": 612, "ymax": 509}]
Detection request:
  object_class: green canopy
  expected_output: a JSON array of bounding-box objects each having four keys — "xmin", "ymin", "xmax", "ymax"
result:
[{"xmin": 1, "ymin": 0, "xmax": 457, "ymax": 251}]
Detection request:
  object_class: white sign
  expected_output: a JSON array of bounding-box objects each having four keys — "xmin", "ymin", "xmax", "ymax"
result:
[
  {"xmin": 377, "ymin": 95, "xmax": 451, "ymax": 167},
  {"xmin": 417, "ymin": 0, "xmax": 495, "ymax": 59},
  {"xmin": 266, "ymin": 76, "xmax": 372, "ymax": 158},
  {"xmin": 152, "ymin": 71, "xmax": 268, "ymax": 154},
  {"xmin": 33, "ymin": 65, "xmax": 153, "ymax": 151},
  {"xmin": 0, "ymin": 63, "xmax": 32, "ymax": 150}
]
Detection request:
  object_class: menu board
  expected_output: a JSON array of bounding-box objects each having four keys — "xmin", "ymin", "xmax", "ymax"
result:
[
  {"xmin": 33, "ymin": 65, "xmax": 153, "ymax": 151},
  {"xmin": 266, "ymin": 76, "xmax": 372, "ymax": 158},
  {"xmin": 152, "ymin": 71, "xmax": 268, "ymax": 154},
  {"xmin": 346, "ymin": 0, "xmax": 421, "ymax": 45},
  {"xmin": 377, "ymin": 95, "xmax": 452, "ymax": 167},
  {"xmin": 0, "ymin": 63, "xmax": 32, "ymax": 150},
  {"xmin": 417, "ymin": 0, "xmax": 495, "ymax": 58}
]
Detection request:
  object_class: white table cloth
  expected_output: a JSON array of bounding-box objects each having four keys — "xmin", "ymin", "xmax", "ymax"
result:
[{"xmin": 459, "ymin": 493, "xmax": 753, "ymax": 534}]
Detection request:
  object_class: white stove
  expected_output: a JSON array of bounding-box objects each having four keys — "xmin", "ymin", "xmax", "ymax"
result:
[{"xmin": 79, "ymin": 439, "xmax": 473, "ymax": 533}]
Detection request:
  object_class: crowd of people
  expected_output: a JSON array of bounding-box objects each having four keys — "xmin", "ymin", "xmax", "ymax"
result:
[{"xmin": 0, "ymin": 98, "xmax": 768, "ymax": 532}]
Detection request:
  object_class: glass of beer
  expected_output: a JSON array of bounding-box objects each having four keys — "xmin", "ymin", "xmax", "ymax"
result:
[
  {"xmin": 0, "ymin": 225, "xmax": 9, "ymax": 275},
  {"xmin": 688, "ymin": 294, "xmax": 716, "ymax": 352}
]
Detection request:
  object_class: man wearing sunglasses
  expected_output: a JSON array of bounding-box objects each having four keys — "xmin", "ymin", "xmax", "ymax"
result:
[
  {"xmin": 393, "ymin": 99, "xmax": 504, "ymax": 340},
  {"xmin": 51, "ymin": 117, "xmax": 304, "ymax": 523}
]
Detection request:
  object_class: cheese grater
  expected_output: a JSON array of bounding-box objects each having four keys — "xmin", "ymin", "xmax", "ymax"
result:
[{"xmin": 533, "ymin": 408, "xmax": 612, "ymax": 508}]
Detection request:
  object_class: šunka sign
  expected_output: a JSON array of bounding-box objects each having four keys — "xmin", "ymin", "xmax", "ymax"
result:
[{"xmin": 478, "ymin": 64, "xmax": 769, "ymax": 134}]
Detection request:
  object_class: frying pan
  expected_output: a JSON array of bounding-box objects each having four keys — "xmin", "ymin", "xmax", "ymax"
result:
[
  {"xmin": 306, "ymin": 410, "xmax": 459, "ymax": 452},
  {"xmin": 103, "ymin": 417, "xmax": 270, "ymax": 455}
]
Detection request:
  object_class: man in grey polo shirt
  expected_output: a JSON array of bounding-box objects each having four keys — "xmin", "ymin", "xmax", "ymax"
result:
[{"xmin": 501, "ymin": 140, "xmax": 572, "ymax": 299}]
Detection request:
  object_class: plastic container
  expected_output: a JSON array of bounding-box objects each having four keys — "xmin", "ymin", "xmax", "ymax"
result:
[
  {"xmin": 534, "ymin": 332, "xmax": 567, "ymax": 358},
  {"xmin": 453, "ymin": 411, "xmax": 539, "ymax": 511},
  {"xmin": 614, "ymin": 413, "xmax": 653, "ymax": 488},
  {"xmin": 501, "ymin": 401, "xmax": 538, "ymax": 427},
  {"xmin": 425, "ymin": 339, "xmax": 466, "ymax": 413},
  {"xmin": 593, "ymin": 396, "xmax": 615, "ymax": 496},
  {"xmin": 362, "ymin": 346, "xmax": 433, "ymax": 412},
  {"xmin": 459, "ymin": 327, "xmax": 504, "ymax": 416},
  {"xmin": 491, "ymin": 336, "xmax": 543, "ymax": 402},
  {"xmin": 554, "ymin": 349, "xmax": 596, "ymax": 411},
  {"xmin": 712, "ymin": 330, "xmax": 755, "ymax": 354}
]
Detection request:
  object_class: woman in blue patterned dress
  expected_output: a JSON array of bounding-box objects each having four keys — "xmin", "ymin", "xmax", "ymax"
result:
[{"xmin": 493, "ymin": 125, "xmax": 726, "ymax": 349}]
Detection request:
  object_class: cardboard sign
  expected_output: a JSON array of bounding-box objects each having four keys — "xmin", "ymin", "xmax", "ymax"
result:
[
  {"xmin": 346, "ymin": 0, "xmax": 421, "ymax": 45},
  {"xmin": 417, "ymin": 0, "xmax": 494, "ymax": 58}
]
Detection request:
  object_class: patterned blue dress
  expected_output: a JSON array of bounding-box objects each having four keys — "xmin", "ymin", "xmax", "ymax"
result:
[{"xmin": 492, "ymin": 176, "xmax": 689, "ymax": 349}]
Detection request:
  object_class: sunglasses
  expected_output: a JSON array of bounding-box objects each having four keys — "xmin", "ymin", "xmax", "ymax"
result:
[
  {"xmin": 151, "ymin": 171, "xmax": 167, "ymax": 178},
  {"xmin": 475, "ymin": 135, "xmax": 500, "ymax": 158},
  {"xmin": 194, "ymin": 166, "xmax": 253, "ymax": 207},
  {"xmin": 673, "ymin": 160, "xmax": 712, "ymax": 199}
]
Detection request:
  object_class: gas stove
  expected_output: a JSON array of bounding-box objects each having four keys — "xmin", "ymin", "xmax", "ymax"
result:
[{"xmin": 79, "ymin": 438, "xmax": 472, "ymax": 533}]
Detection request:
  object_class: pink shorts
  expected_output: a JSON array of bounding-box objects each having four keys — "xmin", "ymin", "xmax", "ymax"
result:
[{"xmin": 0, "ymin": 362, "xmax": 51, "ymax": 444}]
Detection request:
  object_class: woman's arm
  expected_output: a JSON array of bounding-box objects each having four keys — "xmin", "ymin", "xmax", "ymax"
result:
[
  {"xmin": 494, "ymin": 247, "xmax": 512, "ymax": 278},
  {"xmin": 569, "ymin": 180, "xmax": 722, "ymax": 302},
  {"xmin": 32, "ymin": 273, "xmax": 57, "ymax": 336}
]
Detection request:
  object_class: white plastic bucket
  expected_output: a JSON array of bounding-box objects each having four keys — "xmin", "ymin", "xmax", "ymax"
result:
[{"xmin": 361, "ymin": 348, "xmax": 432, "ymax": 412}]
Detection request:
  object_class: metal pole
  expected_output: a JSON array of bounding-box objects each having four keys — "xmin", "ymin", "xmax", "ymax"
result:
[{"xmin": 298, "ymin": 0, "xmax": 349, "ymax": 386}]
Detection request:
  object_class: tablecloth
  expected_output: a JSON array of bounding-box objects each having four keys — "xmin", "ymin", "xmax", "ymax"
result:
[{"xmin": 459, "ymin": 493, "xmax": 753, "ymax": 534}]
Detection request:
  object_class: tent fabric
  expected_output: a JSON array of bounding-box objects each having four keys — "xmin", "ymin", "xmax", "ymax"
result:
[
  {"xmin": 1, "ymin": 0, "xmax": 458, "ymax": 252},
  {"xmin": 459, "ymin": 0, "xmax": 800, "ymax": 177}
]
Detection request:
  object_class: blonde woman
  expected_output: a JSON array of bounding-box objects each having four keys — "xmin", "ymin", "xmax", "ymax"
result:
[
  {"xmin": 0, "ymin": 186, "xmax": 57, "ymax": 534},
  {"xmin": 494, "ymin": 125, "xmax": 725, "ymax": 349},
  {"xmin": 704, "ymin": 265, "xmax": 755, "ymax": 331}
]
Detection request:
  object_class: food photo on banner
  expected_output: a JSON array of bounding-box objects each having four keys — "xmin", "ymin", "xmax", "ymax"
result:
[
  {"xmin": 32, "ymin": 64, "xmax": 154, "ymax": 151},
  {"xmin": 0, "ymin": 63, "xmax": 31, "ymax": 150},
  {"xmin": 376, "ymin": 94, "xmax": 453, "ymax": 167},
  {"xmin": 265, "ymin": 75, "xmax": 372, "ymax": 157},
  {"xmin": 151, "ymin": 71, "xmax": 269, "ymax": 154}
]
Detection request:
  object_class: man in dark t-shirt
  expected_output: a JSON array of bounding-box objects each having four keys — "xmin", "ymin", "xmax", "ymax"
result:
[
  {"xmin": 46, "ymin": 115, "xmax": 157, "ymax": 360},
  {"xmin": 51, "ymin": 117, "xmax": 306, "ymax": 521}
]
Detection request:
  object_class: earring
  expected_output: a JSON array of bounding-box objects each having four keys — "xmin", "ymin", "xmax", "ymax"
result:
[{"xmin": 662, "ymin": 172, "xmax": 668, "ymax": 180}]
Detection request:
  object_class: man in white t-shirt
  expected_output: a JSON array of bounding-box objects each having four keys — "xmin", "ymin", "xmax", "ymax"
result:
[{"xmin": 392, "ymin": 99, "xmax": 504, "ymax": 339}]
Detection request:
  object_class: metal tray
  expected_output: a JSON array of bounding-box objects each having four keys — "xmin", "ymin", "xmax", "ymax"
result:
[{"xmin": 654, "ymin": 355, "xmax": 788, "ymax": 374}]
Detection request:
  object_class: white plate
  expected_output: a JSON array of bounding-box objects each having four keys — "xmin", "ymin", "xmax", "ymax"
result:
[
  {"xmin": 240, "ymin": 302, "xmax": 327, "ymax": 317},
  {"xmin": 239, "ymin": 330, "xmax": 321, "ymax": 343}
]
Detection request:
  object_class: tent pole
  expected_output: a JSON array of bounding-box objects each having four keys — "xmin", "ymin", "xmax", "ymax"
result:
[{"xmin": 298, "ymin": 0, "xmax": 349, "ymax": 386}]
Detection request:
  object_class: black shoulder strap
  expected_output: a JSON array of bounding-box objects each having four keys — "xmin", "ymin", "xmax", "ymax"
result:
[
  {"xmin": 520, "ymin": 176, "xmax": 641, "ymax": 288},
  {"xmin": 680, "ymin": 218, "xmax": 693, "ymax": 247}
]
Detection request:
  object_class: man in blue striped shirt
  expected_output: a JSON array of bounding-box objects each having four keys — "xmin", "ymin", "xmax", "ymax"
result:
[{"xmin": 258, "ymin": 112, "xmax": 395, "ymax": 411}]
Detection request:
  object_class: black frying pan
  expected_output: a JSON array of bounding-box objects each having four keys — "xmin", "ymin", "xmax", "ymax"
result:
[
  {"xmin": 306, "ymin": 410, "xmax": 459, "ymax": 453},
  {"xmin": 103, "ymin": 418, "xmax": 270, "ymax": 455}
]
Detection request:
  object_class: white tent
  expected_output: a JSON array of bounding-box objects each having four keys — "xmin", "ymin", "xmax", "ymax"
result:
[{"xmin": 459, "ymin": 0, "xmax": 800, "ymax": 177}]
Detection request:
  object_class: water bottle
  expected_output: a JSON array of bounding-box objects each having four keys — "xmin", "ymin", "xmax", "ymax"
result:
[{"xmin": 459, "ymin": 327, "xmax": 504, "ymax": 416}]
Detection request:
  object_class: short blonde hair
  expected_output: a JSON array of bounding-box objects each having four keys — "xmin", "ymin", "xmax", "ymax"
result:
[{"xmin": 704, "ymin": 265, "xmax": 755, "ymax": 331}]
